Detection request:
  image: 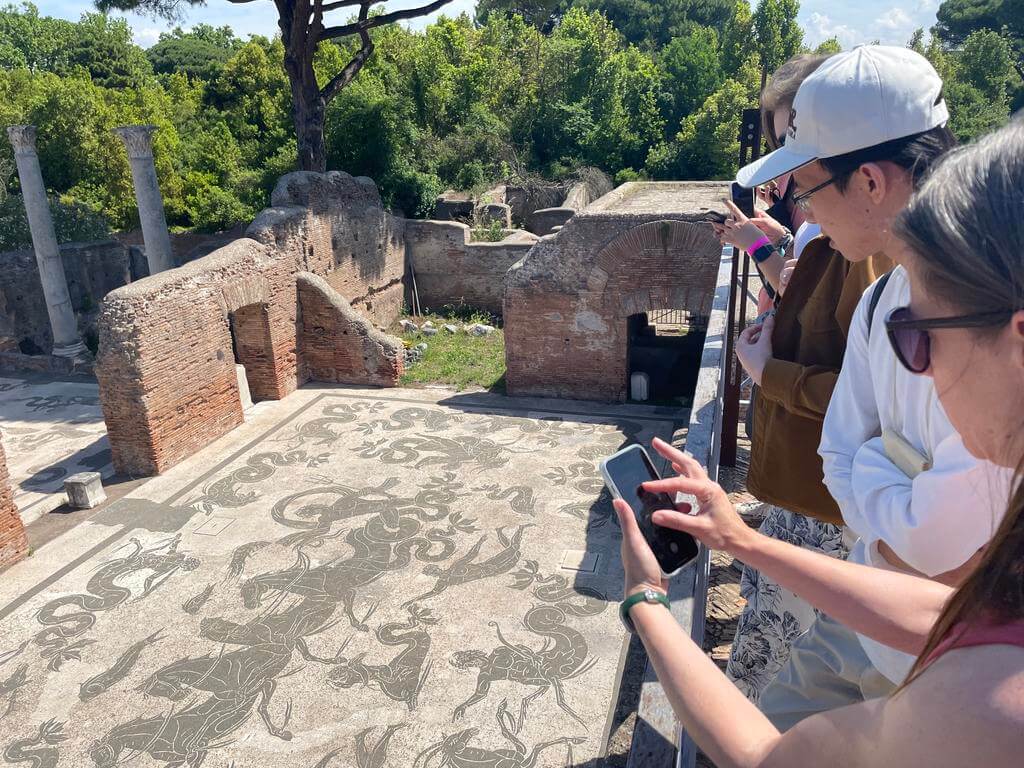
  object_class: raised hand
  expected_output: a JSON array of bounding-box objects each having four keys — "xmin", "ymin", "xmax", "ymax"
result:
[{"xmin": 640, "ymin": 437, "xmax": 754, "ymax": 554}]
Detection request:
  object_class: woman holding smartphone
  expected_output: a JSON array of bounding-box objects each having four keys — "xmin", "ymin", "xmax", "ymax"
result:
[{"xmin": 612, "ymin": 116, "xmax": 1024, "ymax": 766}]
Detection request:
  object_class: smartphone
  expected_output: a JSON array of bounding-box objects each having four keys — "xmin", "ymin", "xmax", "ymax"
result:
[{"xmin": 600, "ymin": 444, "xmax": 701, "ymax": 577}]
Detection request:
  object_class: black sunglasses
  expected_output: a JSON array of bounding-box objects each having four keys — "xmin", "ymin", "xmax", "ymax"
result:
[
  {"xmin": 791, "ymin": 175, "xmax": 837, "ymax": 211},
  {"xmin": 885, "ymin": 306, "xmax": 1012, "ymax": 373}
]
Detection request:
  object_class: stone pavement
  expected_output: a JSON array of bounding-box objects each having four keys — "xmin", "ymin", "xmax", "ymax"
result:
[
  {"xmin": 0, "ymin": 374, "xmax": 114, "ymax": 524},
  {"xmin": 0, "ymin": 384, "xmax": 688, "ymax": 767}
]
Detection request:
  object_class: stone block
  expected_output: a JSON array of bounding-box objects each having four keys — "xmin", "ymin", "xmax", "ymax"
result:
[{"xmin": 65, "ymin": 472, "xmax": 106, "ymax": 509}]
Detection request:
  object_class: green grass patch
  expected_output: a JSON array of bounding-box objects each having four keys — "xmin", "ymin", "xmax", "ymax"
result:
[{"xmin": 396, "ymin": 308, "xmax": 506, "ymax": 392}]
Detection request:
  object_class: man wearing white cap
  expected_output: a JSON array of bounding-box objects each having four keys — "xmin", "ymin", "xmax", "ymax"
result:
[{"xmin": 734, "ymin": 45, "xmax": 1006, "ymax": 729}]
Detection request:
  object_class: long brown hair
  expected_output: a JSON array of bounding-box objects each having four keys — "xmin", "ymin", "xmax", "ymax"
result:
[
  {"xmin": 760, "ymin": 54, "xmax": 833, "ymax": 150},
  {"xmin": 893, "ymin": 114, "xmax": 1024, "ymax": 688}
]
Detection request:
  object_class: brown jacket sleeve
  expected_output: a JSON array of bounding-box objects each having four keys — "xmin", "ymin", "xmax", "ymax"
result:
[{"xmin": 758, "ymin": 358, "xmax": 837, "ymax": 420}]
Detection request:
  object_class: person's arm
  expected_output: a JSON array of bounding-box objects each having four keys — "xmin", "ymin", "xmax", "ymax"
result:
[
  {"xmin": 727, "ymin": 524, "xmax": 950, "ymax": 653},
  {"xmin": 818, "ymin": 286, "xmax": 881, "ymax": 534},
  {"xmin": 758, "ymin": 357, "xmax": 838, "ymax": 420},
  {"xmin": 849, "ymin": 431, "xmax": 1006, "ymax": 576},
  {"xmin": 641, "ymin": 438, "xmax": 952, "ymax": 653},
  {"xmin": 612, "ymin": 446, "xmax": 1008, "ymax": 768}
]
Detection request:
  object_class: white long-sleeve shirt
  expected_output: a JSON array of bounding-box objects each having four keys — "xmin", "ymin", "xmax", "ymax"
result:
[{"xmin": 819, "ymin": 265, "xmax": 1009, "ymax": 683}]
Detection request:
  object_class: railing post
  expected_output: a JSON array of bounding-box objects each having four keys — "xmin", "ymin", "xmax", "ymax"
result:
[{"xmin": 720, "ymin": 108, "xmax": 762, "ymax": 467}]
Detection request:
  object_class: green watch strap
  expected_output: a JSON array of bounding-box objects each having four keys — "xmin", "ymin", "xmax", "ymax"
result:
[{"xmin": 619, "ymin": 588, "xmax": 670, "ymax": 634}]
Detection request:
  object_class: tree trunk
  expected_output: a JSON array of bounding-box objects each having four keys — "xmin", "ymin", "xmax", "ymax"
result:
[
  {"xmin": 292, "ymin": 81, "xmax": 327, "ymax": 172},
  {"xmin": 279, "ymin": 0, "xmax": 327, "ymax": 172}
]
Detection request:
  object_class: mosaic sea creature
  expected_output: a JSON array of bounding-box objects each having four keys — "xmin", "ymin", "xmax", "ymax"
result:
[
  {"xmin": 404, "ymin": 525, "xmax": 533, "ymax": 607},
  {"xmin": 34, "ymin": 536, "xmax": 198, "ymax": 671},
  {"xmin": 327, "ymin": 604, "xmax": 436, "ymax": 710},
  {"xmin": 79, "ymin": 629, "xmax": 165, "ymax": 702},
  {"xmin": 414, "ymin": 700, "xmax": 583, "ymax": 768},
  {"xmin": 3, "ymin": 720, "xmax": 65, "ymax": 767},
  {"xmin": 450, "ymin": 605, "xmax": 598, "ymax": 731}
]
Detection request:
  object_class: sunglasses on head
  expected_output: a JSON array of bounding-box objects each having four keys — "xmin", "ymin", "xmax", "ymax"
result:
[{"xmin": 885, "ymin": 306, "xmax": 1012, "ymax": 373}]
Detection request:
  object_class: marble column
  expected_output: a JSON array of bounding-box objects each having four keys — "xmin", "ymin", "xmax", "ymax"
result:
[
  {"xmin": 114, "ymin": 125, "xmax": 174, "ymax": 274},
  {"xmin": 6, "ymin": 125, "xmax": 87, "ymax": 358}
]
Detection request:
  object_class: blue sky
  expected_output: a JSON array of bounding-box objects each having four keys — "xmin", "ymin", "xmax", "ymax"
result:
[{"xmin": 35, "ymin": 1, "xmax": 943, "ymax": 50}]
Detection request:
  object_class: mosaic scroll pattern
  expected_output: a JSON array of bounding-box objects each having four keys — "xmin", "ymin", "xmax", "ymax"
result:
[{"xmin": 0, "ymin": 393, "xmax": 677, "ymax": 766}]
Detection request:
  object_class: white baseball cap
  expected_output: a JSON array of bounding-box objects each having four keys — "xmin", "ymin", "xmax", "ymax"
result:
[{"xmin": 737, "ymin": 45, "xmax": 949, "ymax": 188}]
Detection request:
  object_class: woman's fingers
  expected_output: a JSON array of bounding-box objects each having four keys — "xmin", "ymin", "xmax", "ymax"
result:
[
  {"xmin": 723, "ymin": 198, "xmax": 747, "ymax": 222},
  {"xmin": 651, "ymin": 437, "xmax": 707, "ymax": 481},
  {"xmin": 738, "ymin": 323, "xmax": 763, "ymax": 344},
  {"xmin": 614, "ymin": 498, "xmax": 643, "ymax": 538},
  {"xmin": 651, "ymin": 508, "xmax": 704, "ymax": 534}
]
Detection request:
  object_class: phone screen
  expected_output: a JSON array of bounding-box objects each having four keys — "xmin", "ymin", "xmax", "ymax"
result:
[{"xmin": 604, "ymin": 446, "xmax": 700, "ymax": 575}]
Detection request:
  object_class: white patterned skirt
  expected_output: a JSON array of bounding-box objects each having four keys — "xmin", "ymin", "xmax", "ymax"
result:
[{"xmin": 725, "ymin": 505, "xmax": 846, "ymax": 703}]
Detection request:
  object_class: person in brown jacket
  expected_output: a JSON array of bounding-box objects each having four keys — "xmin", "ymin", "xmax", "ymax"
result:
[{"xmin": 717, "ymin": 46, "xmax": 955, "ymax": 702}]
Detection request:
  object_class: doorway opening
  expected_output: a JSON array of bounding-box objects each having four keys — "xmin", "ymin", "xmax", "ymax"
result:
[{"xmin": 626, "ymin": 311, "xmax": 706, "ymax": 405}]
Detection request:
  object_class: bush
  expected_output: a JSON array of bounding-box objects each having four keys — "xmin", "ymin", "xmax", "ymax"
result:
[{"xmin": 0, "ymin": 194, "xmax": 110, "ymax": 251}]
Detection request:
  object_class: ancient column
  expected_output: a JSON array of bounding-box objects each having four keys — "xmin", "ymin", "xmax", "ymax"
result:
[
  {"xmin": 6, "ymin": 125, "xmax": 87, "ymax": 358},
  {"xmin": 114, "ymin": 125, "xmax": 174, "ymax": 274}
]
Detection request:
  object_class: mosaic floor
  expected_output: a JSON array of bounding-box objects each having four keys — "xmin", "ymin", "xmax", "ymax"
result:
[
  {"xmin": 0, "ymin": 385, "xmax": 685, "ymax": 767},
  {"xmin": 0, "ymin": 375, "xmax": 114, "ymax": 523}
]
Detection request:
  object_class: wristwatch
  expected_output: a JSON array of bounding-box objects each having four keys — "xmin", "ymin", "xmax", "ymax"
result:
[
  {"xmin": 619, "ymin": 587, "xmax": 670, "ymax": 634},
  {"xmin": 751, "ymin": 242, "xmax": 779, "ymax": 264}
]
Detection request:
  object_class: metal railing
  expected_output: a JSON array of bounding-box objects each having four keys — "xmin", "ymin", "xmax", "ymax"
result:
[{"xmin": 626, "ymin": 109, "xmax": 762, "ymax": 767}]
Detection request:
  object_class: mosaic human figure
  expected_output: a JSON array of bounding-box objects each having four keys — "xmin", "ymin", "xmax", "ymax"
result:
[
  {"xmin": 92, "ymin": 598, "xmax": 342, "ymax": 767},
  {"xmin": 450, "ymin": 605, "xmax": 598, "ymax": 731},
  {"xmin": 414, "ymin": 700, "xmax": 584, "ymax": 768},
  {"xmin": 327, "ymin": 604, "xmax": 436, "ymax": 709}
]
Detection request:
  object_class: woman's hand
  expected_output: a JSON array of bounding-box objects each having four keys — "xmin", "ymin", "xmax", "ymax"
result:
[
  {"xmin": 779, "ymin": 258, "xmax": 799, "ymax": 295},
  {"xmin": 642, "ymin": 437, "xmax": 755, "ymax": 554},
  {"xmin": 614, "ymin": 498, "xmax": 668, "ymax": 597},
  {"xmin": 713, "ymin": 200, "xmax": 787, "ymax": 252},
  {"xmin": 735, "ymin": 314, "xmax": 775, "ymax": 385},
  {"xmin": 713, "ymin": 200, "xmax": 767, "ymax": 252},
  {"xmin": 750, "ymin": 208, "xmax": 788, "ymax": 245}
]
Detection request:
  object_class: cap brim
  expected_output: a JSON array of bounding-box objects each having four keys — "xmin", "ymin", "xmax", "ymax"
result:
[{"xmin": 736, "ymin": 145, "xmax": 816, "ymax": 188}]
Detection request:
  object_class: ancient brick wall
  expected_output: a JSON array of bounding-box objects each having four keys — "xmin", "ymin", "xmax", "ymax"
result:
[
  {"xmin": 504, "ymin": 182, "xmax": 729, "ymax": 402},
  {"xmin": 96, "ymin": 171, "xmax": 407, "ymax": 477},
  {"xmin": 0, "ymin": 240, "xmax": 132, "ymax": 355},
  {"xmin": 0, "ymin": 436, "xmax": 28, "ymax": 569},
  {"xmin": 405, "ymin": 221, "xmax": 537, "ymax": 315},
  {"xmin": 297, "ymin": 273, "xmax": 403, "ymax": 387}
]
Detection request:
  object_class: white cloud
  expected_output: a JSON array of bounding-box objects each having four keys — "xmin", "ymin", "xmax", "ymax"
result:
[
  {"xmin": 876, "ymin": 8, "xmax": 913, "ymax": 31},
  {"xmin": 132, "ymin": 26, "xmax": 162, "ymax": 49},
  {"xmin": 805, "ymin": 11, "xmax": 858, "ymax": 48}
]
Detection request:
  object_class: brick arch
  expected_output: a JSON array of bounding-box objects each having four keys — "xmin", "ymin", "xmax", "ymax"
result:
[{"xmin": 585, "ymin": 219, "xmax": 722, "ymax": 319}]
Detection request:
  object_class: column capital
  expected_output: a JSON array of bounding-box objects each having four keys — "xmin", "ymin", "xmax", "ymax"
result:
[
  {"xmin": 7, "ymin": 125, "xmax": 38, "ymax": 157},
  {"xmin": 113, "ymin": 125, "xmax": 158, "ymax": 159}
]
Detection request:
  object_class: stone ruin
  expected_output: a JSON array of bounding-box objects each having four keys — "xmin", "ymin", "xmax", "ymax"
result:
[
  {"xmin": 434, "ymin": 170, "xmax": 614, "ymax": 236},
  {"xmin": 504, "ymin": 181, "xmax": 730, "ymax": 402},
  {"xmin": 2, "ymin": 126, "xmax": 727, "ymax": 492},
  {"xmin": 95, "ymin": 171, "xmax": 408, "ymax": 476}
]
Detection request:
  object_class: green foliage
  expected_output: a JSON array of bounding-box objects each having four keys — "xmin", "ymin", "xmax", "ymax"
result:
[
  {"xmin": 659, "ymin": 26, "xmax": 723, "ymax": 127},
  {"xmin": 0, "ymin": 194, "xmax": 110, "ymax": 250},
  {"xmin": 576, "ymin": 0, "xmax": 735, "ymax": 49},
  {"xmin": 916, "ymin": 27, "xmax": 1018, "ymax": 142},
  {"xmin": 398, "ymin": 309, "xmax": 506, "ymax": 392},
  {"xmin": 752, "ymin": 0, "xmax": 803, "ymax": 81},
  {"xmin": 814, "ymin": 36, "xmax": 842, "ymax": 54},
  {"xmin": 147, "ymin": 25, "xmax": 241, "ymax": 81}
]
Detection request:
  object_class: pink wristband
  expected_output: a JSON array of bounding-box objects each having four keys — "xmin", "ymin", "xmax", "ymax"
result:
[{"xmin": 746, "ymin": 236, "xmax": 772, "ymax": 255}]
